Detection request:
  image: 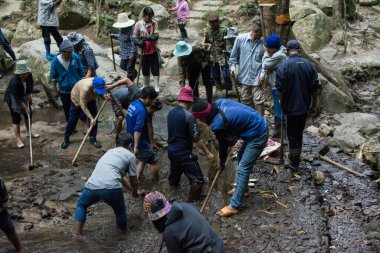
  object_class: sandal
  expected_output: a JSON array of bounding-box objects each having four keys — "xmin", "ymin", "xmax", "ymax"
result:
[
  {"xmin": 227, "ymin": 188, "xmax": 250, "ymax": 197},
  {"xmin": 216, "ymin": 206, "xmax": 239, "ymax": 217},
  {"xmin": 17, "ymin": 142, "xmax": 25, "ymax": 149}
]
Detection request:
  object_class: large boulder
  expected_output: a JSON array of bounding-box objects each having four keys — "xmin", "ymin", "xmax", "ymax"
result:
[
  {"xmin": 318, "ymin": 75, "xmax": 355, "ymax": 113},
  {"xmin": 11, "ymin": 20, "xmax": 40, "ymax": 47},
  {"xmin": 332, "ymin": 113, "xmax": 380, "ymax": 152},
  {"xmin": 131, "ymin": 0, "xmax": 154, "ymax": 16},
  {"xmin": 359, "ymin": 0, "xmax": 379, "ymax": 6},
  {"xmin": 164, "ymin": 57, "xmax": 179, "ymax": 76},
  {"xmin": 369, "ymin": 17, "xmax": 380, "ymax": 33},
  {"xmin": 292, "ymin": 12, "xmax": 330, "ymax": 52},
  {"xmin": 57, "ymin": 0, "xmax": 90, "ymax": 29},
  {"xmin": 290, "ymin": 6, "xmax": 317, "ymax": 21},
  {"xmin": 138, "ymin": 4, "xmax": 170, "ymax": 28}
]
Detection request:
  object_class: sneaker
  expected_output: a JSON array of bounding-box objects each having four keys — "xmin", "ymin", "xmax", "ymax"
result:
[
  {"xmin": 89, "ymin": 137, "xmax": 102, "ymax": 149},
  {"xmin": 61, "ymin": 138, "xmax": 70, "ymax": 149}
]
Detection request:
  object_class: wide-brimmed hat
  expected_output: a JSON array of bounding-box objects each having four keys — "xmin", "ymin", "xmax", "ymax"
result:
[
  {"xmin": 173, "ymin": 41, "xmax": 192, "ymax": 57},
  {"xmin": 67, "ymin": 32, "xmax": 85, "ymax": 46},
  {"xmin": 113, "ymin": 13, "xmax": 135, "ymax": 28},
  {"xmin": 92, "ymin": 77, "xmax": 106, "ymax": 95},
  {"xmin": 14, "ymin": 60, "xmax": 31, "ymax": 75},
  {"xmin": 224, "ymin": 27, "xmax": 239, "ymax": 39},
  {"xmin": 143, "ymin": 191, "xmax": 172, "ymax": 221},
  {"xmin": 177, "ymin": 86, "xmax": 194, "ymax": 102}
]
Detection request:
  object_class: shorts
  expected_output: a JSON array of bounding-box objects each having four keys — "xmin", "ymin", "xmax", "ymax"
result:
[
  {"xmin": 241, "ymin": 84, "xmax": 265, "ymax": 105},
  {"xmin": 136, "ymin": 147, "xmax": 157, "ymax": 164},
  {"xmin": 0, "ymin": 208, "xmax": 15, "ymax": 235},
  {"xmin": 7, "ymin": 102, "xmax": 30, "ymax": 125}
]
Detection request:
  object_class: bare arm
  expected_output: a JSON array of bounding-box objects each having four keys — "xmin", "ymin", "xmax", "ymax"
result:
[
  {"xmin": 133, "ymin": 131, "xmax": 141, "ymax": 154},
  {"xmin": 195, "ymin": 139, "xmax": 214, "ymax": 160},
  {"xmin": 106, "ymin": 77, "xmax": 134, "ymax": 91}
]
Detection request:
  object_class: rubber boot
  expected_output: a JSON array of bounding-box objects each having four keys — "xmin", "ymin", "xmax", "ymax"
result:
[
  {"xmin": 153, "ymin": 76, "xmax": 160, "ymax": 92},
  {"xmin": 44, "ymin": 43, "xmax": 53, "ymax": 61},
  {"xmin": 271, "ymin": 119, "xmax": 281, "ymax": 139},
  {"xmin": 285, "ymin": 149, "xmax": 301, "ymax": 171},
  {"xmin": 89, "ymin": 137, "xmax": 102, "ymax": 149},
  {"xmin": 187, "ymin": 182, "xmax": 203, "ymax": 202},
  {"xmin": 60, "ymin": 136, "xmax": 70, "ymax": 149},
  {"xmin": 143, "ymin": 75, "xmax": 150, "ymax": 87}
]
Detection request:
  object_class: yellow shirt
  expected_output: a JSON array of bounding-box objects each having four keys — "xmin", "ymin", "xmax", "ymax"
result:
[{"xmin": 71, "ymin": 78, "xmax": 99, "ymax": 119}]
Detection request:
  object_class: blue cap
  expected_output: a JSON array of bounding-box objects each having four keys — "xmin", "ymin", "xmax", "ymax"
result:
[
  {"xmin": 265, "ymin": 34, "xmax": 281, "ymax": 49},
  {"xmin": 92, "ymin": 77, "xmax": 106, "ymax": 95},
  {"xmin": 286, "ymin": 40, "xmax": 300, "ymax": 50}
]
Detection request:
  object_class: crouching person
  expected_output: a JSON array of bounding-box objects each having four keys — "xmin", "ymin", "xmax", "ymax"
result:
[
  {"xmin": 74, "ymin": 132, "xmax": 140, "ymax": 235},
  {"xmin": 144, "ymin": 191, "xmax": 224, "ymax": 253}
]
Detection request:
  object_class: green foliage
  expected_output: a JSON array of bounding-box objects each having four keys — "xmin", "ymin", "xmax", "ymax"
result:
[
  {"xmin": 238, "ymin": 0, "xmax": 257, "ymax": 17},
  {"xmin": 98, "ymin": 14, "xmax": 115, "ymax": 37},
  {"xmin": 342, "ymin": 64, "xmax": 380, "ymax": 82}
]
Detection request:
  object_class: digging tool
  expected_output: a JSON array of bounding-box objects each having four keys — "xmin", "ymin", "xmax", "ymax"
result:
[
  {"xmin": 72, "ymin": 99, "xmax": 108, "ymax": 165},
  {"xmin": 136, "ymin": 49, "xmax": 144, "ymax": 87},
  {"xmin": 110, "ymin": 36, "xmax": 116, "ymax": 71},
  {"xmin": 223, "ymin": 40, "xmax": 229, "ymax": 99},
  {"xmin": 27, "ymin": 101, "xmax": 35, "ymax": 170},
  {"xmin": 200, "ymin": 168, "xmax": 221, "ymax": 213},
  {"xmin": 318, "ymin": 146, "xmax": 364, "ymax": 178},
  {"xmin": 231, "ymin": 74, "xmax": 241, "ymax": 103},
  {"xmin": 279, "ymin": 110, "xmax": 284, "ymax": 164}
]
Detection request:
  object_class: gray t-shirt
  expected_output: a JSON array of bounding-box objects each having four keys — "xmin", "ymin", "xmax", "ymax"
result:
[
  {"xmin": 112, "ymin": 84, "xmax": 141, "ymax": 109},
  {"xmin": 85, "ymin": 147, "xmax": 137, "ymax": 190}
]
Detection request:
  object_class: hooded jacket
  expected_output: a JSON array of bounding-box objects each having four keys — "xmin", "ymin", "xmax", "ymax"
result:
[{"xmin": 163, "ymin": 202, "xmax": 224, "ymax": 253}]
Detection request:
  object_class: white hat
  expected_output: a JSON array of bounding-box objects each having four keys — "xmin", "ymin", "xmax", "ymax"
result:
[{"xmin": 112, "ymin": 13, "xmax": 135, "ymax": 28}]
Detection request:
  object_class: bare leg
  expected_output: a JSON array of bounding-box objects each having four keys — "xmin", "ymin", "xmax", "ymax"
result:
[
  {"xmin": 6, "ymin": 232, "xmax": 22, "ymax": 253},
  {"xmin": 150, "ymin": 162, "xmax": 159, "ymax": 181},
  {"xmin": 73, "ymin": 221, "xmax": 84, "ymax": 235},
  {"xmin": 136, "ymin": 161, "xmax": 145, "ymax": 180},
  {"xmin": 24, "ymin": 118, "xmax": 30, "ymax": 135},
  {"xmin": 12, "ymin": 124, "xmax": 22, "ymax": 145}
]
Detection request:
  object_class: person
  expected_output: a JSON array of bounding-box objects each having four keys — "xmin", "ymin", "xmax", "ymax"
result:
[
  {"xmin": 37, "ymin": 0, "xmax": 64, "ymax": 61},
  {"xmin": 0, "ymin": 178, "xmax": 23, "ymax": 252},
  {"xmin": 4, "ymin": 60, "xmax": 39, "ymax": 148},
  {"xmin": 147, "ymin": 98, "xmax": 162, "ymax": 150},
  {"xmin": 60, "ymin": 77, "xmax": 107, "ymax": 149},
  {"xmin": 111, "ymin": 13, "xmax": 138, "ymax": 81},
  {"xmin": 229, "ymin": 20, "xmax": 264, "ymax": 115},
  {"xmin": 204, "ymin": 13, "xmax": 227, "ymax": 91},
  {"xmin": 167, "ymin": 87, "xmax": 214, "ymax": 202},
  {"xmin": 73, "ymin": 132, "xmax": 141, "ymax": 235},
  {"xmin": 168, "ymin": 0, "xmax": 190, "ymax": 42},
  {"xmin": 222, "ymin": 27, "xmax": 239, "ymax": 92},
  {"xmin": 275, "ymin": 40, "xmax": 320, "ymax": 171},
  {"xmin": 174, "ymin": 40, "xmax": 213, "ymax": 102},
  {"xmin": 133, "ymin": 7, "xmax": 160, "ymax": 92},
  {"xmin": 67, "ymin": 32, "xmax": 98, "ymax": 78},
  {"xmin": 107, "ymin": 77, "xmax": 141, "ymax": 134},
  {"xmin": 0, "ymin": 28, "xmax": 16, "ymax": 78},
  {"xmin": 126, "ymin": 86, "xmax": 159, "ymax": 180},
  {"xmin": 144, "ymin": 191, "xmax": 224, "ymax": 253},
  {"xmin": 259, "ymin": 34, "xmax": 287, "ymax": 139},
  {"xmin": 192, "ymin": 98, "xmax": 268, "ymax": 217},
  {"xmin": 50, "ymin": 39, "xmax": 85, "ymax": 122}
]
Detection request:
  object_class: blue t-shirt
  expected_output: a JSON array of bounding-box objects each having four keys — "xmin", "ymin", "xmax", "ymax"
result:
[
  {"xmin": 126, "ymin": 99, "xmax": 150, "ymax": 149},
  {"xmin": 211, "ymin": 99, "xmax": 266, "ymax": 141}
]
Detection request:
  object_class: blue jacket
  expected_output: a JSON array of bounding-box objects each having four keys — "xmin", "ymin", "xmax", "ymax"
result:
[
  {"xmin": 275, "ymin": 54, "xmax": 320, "ymax": 116},
  {"xmin": 126, "ymin": 99, "xmax": 150, "ymax": 149},
  {"xmin": 50, "ymin": 53, "xmax": 85, "ymax": 94}
]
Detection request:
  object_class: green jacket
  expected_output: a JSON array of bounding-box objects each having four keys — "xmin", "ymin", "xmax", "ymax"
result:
[{"xmin": 205, "ymin": 26, "xmax": 227, "ymax": 65}]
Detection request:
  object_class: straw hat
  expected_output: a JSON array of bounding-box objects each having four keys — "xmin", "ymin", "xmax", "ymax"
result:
[
  {"xmin": 112, "ymin": 13, "xmax": 135, "ymax": 28},
  {"xmin": 173, "ymin": 41, "xmax": 192, "ymax": 57},
  {"xmin": 14, "ymin": 60, "xmax": 31, "ymax": 75}
]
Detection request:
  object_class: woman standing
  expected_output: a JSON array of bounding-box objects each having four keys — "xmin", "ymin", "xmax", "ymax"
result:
[{"xmin": 169, "ymin": 0, "xmax": 190, "ymax": 42}]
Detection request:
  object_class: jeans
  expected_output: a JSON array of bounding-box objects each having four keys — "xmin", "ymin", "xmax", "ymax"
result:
[
  {"xmin": 230, "ymin": 128, "xmax": 269, "ymax": 209},
  {"xmin": 64, "ymin": 101, "xmax": 97, "ymax": 138},
  {"xmin": 272, "ymin": 89, "xmax": 282, "ymax": 123},
  {"xmin": 75, "ymin": 187, "xmax": 127, "ymax": 230}
]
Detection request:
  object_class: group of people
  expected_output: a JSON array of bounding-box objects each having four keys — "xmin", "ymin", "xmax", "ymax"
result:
[{"xmin": 1, "ymin": 0, "xmax": 322, "ymax": 251}]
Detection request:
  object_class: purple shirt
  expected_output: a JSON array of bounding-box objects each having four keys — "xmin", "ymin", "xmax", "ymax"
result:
[{"xmin": 173, "ymin": 0, "xmax": 189, "ymax": 23}]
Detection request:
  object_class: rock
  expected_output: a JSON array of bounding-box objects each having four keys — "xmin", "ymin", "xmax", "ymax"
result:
[
  {"xmin": 369, "ymin": 18, "xmax": 380, "ymax": 33},
  {"xmin": 316, "ymin": 0, "xmax": 334, "ymax": 16},
  {"xmin": 319, "ymin": 123, "xmax": 333, "ymax": 137},
  {"xmin": 331, "ymin": 30, "xmax": 345, "ymax": 45},
  {"xmin": 373, "ymin": 6, "xmax": 380, "ymax": 14},
  {"xmin": 361, "ymin": 140, "xmax": 380, "ymax": 169},
  {"xmin": 11, "ymin": 20, "xmax": 40, "ymax": 47},
  {"xmin": 319, "ymin": 47, "xmax": 338, "ymax": 61},
  {"xmin": 306, "ymin": 125, "xmax": 319, "ymax": 135},
  {"xmin": 57, "ymin": 0, "xmax": 90, "ymax": 29},
  {"xmin": 332, "ymin": 113, "xmax": 380, "ymax": 151},
  {"xmin": 359, "ymin": 0, "xmax": 379, "ymax": 6},
  {"xmin": 0, "ymin": 49, "xmax": 15, "ymax": 73},
  {"xmin": 312, "ymin": 171, "xmax": 325, "ymax": 185},
  {"xmin": 131, "ymin": 0, "xmax": 154, "ymax": 16},
  {"xmin": 106, "ymin": 0, "xmax": 132, "ymax": 7},
  {"xmin": 318, "ymin": 75, "xmax": 354, "ymax": 113},
  {"xmin": 164, "ymin": 57, "xmax": 179, "ymax": 76},
  {"xmin": 139, "ymin": 4, "xmax": 170, "ymax": 28},
  {"xmin": 292, "ymin": 12, "xmax": 331, "ymax": 52},
  {"xmin": 290, "ymin": 6, "xmax": 317, "ymax": 21}
]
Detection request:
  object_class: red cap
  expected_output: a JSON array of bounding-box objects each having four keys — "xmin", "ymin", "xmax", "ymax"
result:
[{"xmin": 177, "ymin": 86, "xmax": 194, "ymax": 102}]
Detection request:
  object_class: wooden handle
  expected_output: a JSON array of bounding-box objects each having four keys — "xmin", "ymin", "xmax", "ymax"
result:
[
  {"xmin": 319, "ymin": 155, "xmax": 364, "ymax": 177},
  {"xmin": 200, "ymin": 169, "xmax": 221, "ymax": 213},
  {"xmin": 72, "ymin": 99, "xmax": 108, "ymax": 165}
]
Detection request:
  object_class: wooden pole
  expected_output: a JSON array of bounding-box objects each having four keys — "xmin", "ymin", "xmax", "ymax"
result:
[
  {"xmin": 200, "ymin": 169, "xmax": 221, "ymax": 213},
  {"xmin": 318, "ymin": 155, "xmax": 364, "ymax": 177}
]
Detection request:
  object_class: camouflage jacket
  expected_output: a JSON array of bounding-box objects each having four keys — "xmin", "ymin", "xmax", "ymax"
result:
[{"xmin": 204, "ymin": 26, "xmax": 227, "ymax": 65}]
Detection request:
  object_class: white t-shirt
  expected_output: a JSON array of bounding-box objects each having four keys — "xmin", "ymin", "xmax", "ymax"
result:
[{"xmin": 85, "ymin": 147, "xmax": 137, "ymax": 190}]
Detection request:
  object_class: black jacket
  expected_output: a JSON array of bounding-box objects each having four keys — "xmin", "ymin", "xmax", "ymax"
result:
[
  {"xmin": 163, "ymin": 202, "xmax": 224, "ymax": 253},
  {"xmin": 4, "ymin": 73, "xmax": 34, "ymax": 104}
]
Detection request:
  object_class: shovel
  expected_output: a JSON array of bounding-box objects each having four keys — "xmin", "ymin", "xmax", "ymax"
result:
[
  {"xmin": 318, "ymin": 146, "xmax": 364, "ymax": 178},
  {"xmin": 27, "ymin": 101, "xmax": 35, "ymax": 170}
]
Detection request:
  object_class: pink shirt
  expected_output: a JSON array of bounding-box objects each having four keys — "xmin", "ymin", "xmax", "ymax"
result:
[{"xmin": 173, "ymin": 0, "xmax": 190, "ymax": 23}]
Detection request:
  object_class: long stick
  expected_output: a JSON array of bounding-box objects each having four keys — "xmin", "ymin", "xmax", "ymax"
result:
[
  {"xmin": 110, "ymin": 36, "xmax": 116, "ymax": 71},
  {"xmin": 136, "ymin": 50, "xmax": 143, "ymax": 87},
  {"xmin": 200, "ymin": 169, "xmax": 221, "ymax": 213},
  {"xmin": 319, "ymin": 155, "xmax": 364, "ymax": 177},
  {"xmin": 279, "ymin": 110, "xmax": 284, "ymax": 164},
  {"xmin": 27, "ymin": 101, "xmax": 33, "ymax": 167},
  {"xmin": 72, "ymin": 99, "xmax": 108, "ymax": 165},
  {"xmin": 231, "ymin": 75, "xmax": 241, "ymax": 103}
]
